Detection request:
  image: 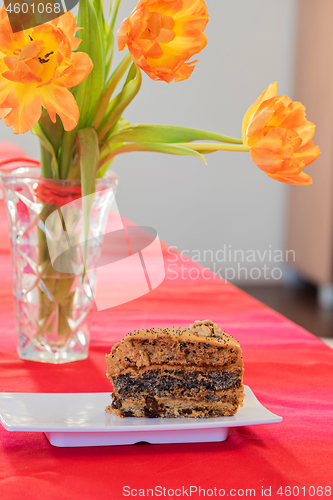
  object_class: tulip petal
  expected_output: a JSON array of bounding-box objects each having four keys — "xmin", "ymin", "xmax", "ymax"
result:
[
  {"xmin": 0, "ymin": 75, "xmax": 16, "ymax": 105},
  {"xmin": 174, "ymin": 60, "xmax": 196, "ymax": 82},
  {"xmin": 4, "ymin": 86, "xmax": 41, "ymax": 134},
  {"xmin": 293, "ymin": 141, "xmax": 321, "ymax": 168},
  {"xmin": 50, "ymin": 11, "xmax": 82, "ymax": 51},
  {"xmin": 279, "ymin": 101, "xmax": 306, "ymax": 130},
  {"xmin": 0, "ymin": 15, "xmax": 26, "ymax": 55},
  {"xmin": 167, "ymin": 32, "xmax": 207, "ymax": 56},
  {"xmin": 267, "ymin": 170, "xmax": 313, "ymax": 186},
  {"xmin": 174, "ymin": 0, "xmax": 209, "ymax": 23},
  {"xmin": 3, "ymin": 60, "xmax": 42, "ymax": 84},
  {"xmin": 117, "ymin": 19, "xmax": 130, "ymax": 51},
  {"xmin": 0, "ymin": 107, "xmax": 10, "ymax": 119},
  {"xmin": 247, "ymin": 127, "xmax": 284, "ymax": 152},
  {"xmin": 295, "ymin": 121, "xmax": 316, "ymax": 147},
  {"xmin": 146, "ymin": 41, "xmax": 164, "ymax": 59},
  {"xmin": 18, "ymin": 41, "xmax": 41, "ymax": 61},
  {"xmin": 246, "ymin": 107, "xmax": 275, "ymax": 138},
  {"xmin": 39, "ymin": 84, "xmax": 79, "ymax": 131},
  {"xmin": 267, "ymin": 105, "xmax": 291, "ymax": 128},
  {"xmin": 278, "ymin": 159, "xmax": 302, "ymax": 176},
  {"xmin": 279, "ymin": 139, "xmax": 296, "ymax": 160},
  {"xmin": 258, "ymin": 96, "xmax": 291, "ymax": 118},
  {"xmin": 250, "ymin": 147, "xmax": 284, "ymax": 174},
  {"xmin": 41, "ymin": 52, "xmax": 93, "ymax": 88},
  {"xmin": 242, "ymin": 82, "xmax": 278, "ymax": 144}
]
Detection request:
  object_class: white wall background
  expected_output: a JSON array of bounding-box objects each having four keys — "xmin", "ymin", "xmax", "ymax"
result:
[{"xmin": 0, "ymin": 0, "xmax": 298, "ymax": 283}]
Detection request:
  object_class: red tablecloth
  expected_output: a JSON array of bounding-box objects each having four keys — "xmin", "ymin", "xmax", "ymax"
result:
[{"xmin": 0, "ymin": 155, "xmax": 333, "ymax": 499}]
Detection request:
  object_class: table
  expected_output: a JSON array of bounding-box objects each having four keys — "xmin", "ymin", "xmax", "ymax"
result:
[{"xmin": 0, "ymin": 157, "xmax": 333, "ymax": 499}]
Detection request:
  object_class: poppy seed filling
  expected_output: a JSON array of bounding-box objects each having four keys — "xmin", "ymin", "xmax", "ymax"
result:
[{"xmin": 113, "ymin": 368, "xmax": 242, "ymax": 399}]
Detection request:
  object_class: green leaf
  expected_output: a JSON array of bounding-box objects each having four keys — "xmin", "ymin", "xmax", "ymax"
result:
[
  {"xmin": 99, "ymin": 117, "xmax": 129, "ymax": 156},
  {"xmin": 107, "ymin": 124, "xmax": 243, "ymax": 145},
  {"xmin": 98, "ymin": 65, "xmax": 142, "ymax": 141},
  {"xmin": 124, "ymin": 62, "xmax": 137, "ymax": 86},
  {"xmin": 93, "ymin": 0, "xmax": 104, "ymax": 33},
  {"xmin": 76, "ymin": 128, "xmax": 99, "ymax": 277},
  {"xmin": 111, "ymin": 116, "xmax": 131, "ymax": 132},
  {"xmin": 39, "ymin": 108, "xmax": 64, "ymax": 156},
  {"xmin": 104, "ymin": 29, "xmax": 115, "ymax": 77},
  {"xmin": 104, "ymin": 1, "xmax": 120, "ymax": 76},
  {"xmin": 92, "ymin": 0, "xmax": 106, "ymax": 82},
  {"xmin": 93, "ymin": 53, "xmax": 132, "ymax": 129},
  {"xmin": 75, "ymin": 0, "xmax": 105, "ymax": 128}
]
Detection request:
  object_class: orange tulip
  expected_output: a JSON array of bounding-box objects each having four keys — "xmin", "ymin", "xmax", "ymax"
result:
[
  {"xmin": 0, "ymin": 8, "xmax": 93, "ymax": 134},
  {"xmin": 242, "ymin": 83, "xmax": 320, "ymax": 185},
  {"xmin": 117, "ymin": 0, "xmax": 209, "ymax": 83}
]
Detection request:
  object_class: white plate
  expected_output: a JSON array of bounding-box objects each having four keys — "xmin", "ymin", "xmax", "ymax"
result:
[{"xmin": 0, "ymin": 386, "xmax": 282, "ymax": 447}]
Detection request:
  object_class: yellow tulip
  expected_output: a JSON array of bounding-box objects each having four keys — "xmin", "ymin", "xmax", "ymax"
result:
[
  {"xmin": 117, "ymin": 0, "xmax": 209, "ymax": 83},
  {"xmin": 0, "ymin": 8, "xmax": 93, "ymax": 134},
  {"xmin": 243, "ymin": 83, "xmax": 320, "ymax": 185}
]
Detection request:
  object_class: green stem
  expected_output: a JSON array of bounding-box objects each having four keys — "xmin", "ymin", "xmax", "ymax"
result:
[
  {"xmin": 177, "ymin": 143, "xmax": 250, "ymax": 153},
  {"xmin": 99, "ymin": 141, "xmax": 249, "ymax": 169},
  {"xmin": 59, "ymin": 130, "xmax": 76, "ymax": 180},
  {"xmin": 40, "ymin": 143, "xmax": 53, "ymax": 179}
]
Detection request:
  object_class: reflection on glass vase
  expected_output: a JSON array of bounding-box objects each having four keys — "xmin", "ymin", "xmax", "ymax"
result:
[{"xmin": 0, "ymin": 162, "xmax": 119, "ymax": 364}]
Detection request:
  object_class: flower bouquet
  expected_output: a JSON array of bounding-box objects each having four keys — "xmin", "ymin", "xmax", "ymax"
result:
[{"xmin": 0, "ymin": 0, "xmax": 320, "ymax": 363}]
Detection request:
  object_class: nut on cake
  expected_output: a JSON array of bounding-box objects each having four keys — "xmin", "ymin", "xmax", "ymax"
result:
[{"xmin": 105, "ymin": 320, "xmax": 244, "ymax": 418}]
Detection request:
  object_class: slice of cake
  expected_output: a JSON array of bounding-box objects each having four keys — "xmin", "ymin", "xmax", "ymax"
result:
[{"xmin": 105, "ymin": 320, "xmax": 244, "ymax": 418}]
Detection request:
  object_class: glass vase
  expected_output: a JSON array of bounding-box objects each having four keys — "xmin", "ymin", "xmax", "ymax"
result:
[{"xmin": 0, "ymin": 163, "xmax": 120, "ymax": 364}]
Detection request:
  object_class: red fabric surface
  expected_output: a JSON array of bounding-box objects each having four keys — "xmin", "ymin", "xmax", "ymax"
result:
[{"xmin": 1, "ymin": 149, "xmax": 333, "ymax": 498}]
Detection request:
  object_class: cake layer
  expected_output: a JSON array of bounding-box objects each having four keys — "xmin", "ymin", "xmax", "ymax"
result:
[
  {"xmin": 106, "ymin": 322, "xmax": 243, "ymax": 377},
  {"xmin": 111, "ymin": 365, "xmax": 243, "ymax": 400},
  {"xmin": 107, "ymin": 392, "xmax": 242, "ymax": 418}
]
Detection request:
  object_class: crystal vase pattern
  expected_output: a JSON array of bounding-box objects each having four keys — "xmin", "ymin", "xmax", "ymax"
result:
[{"xmin": 0, "ymin": 166, "xmax": 119, "ymax": 363}]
